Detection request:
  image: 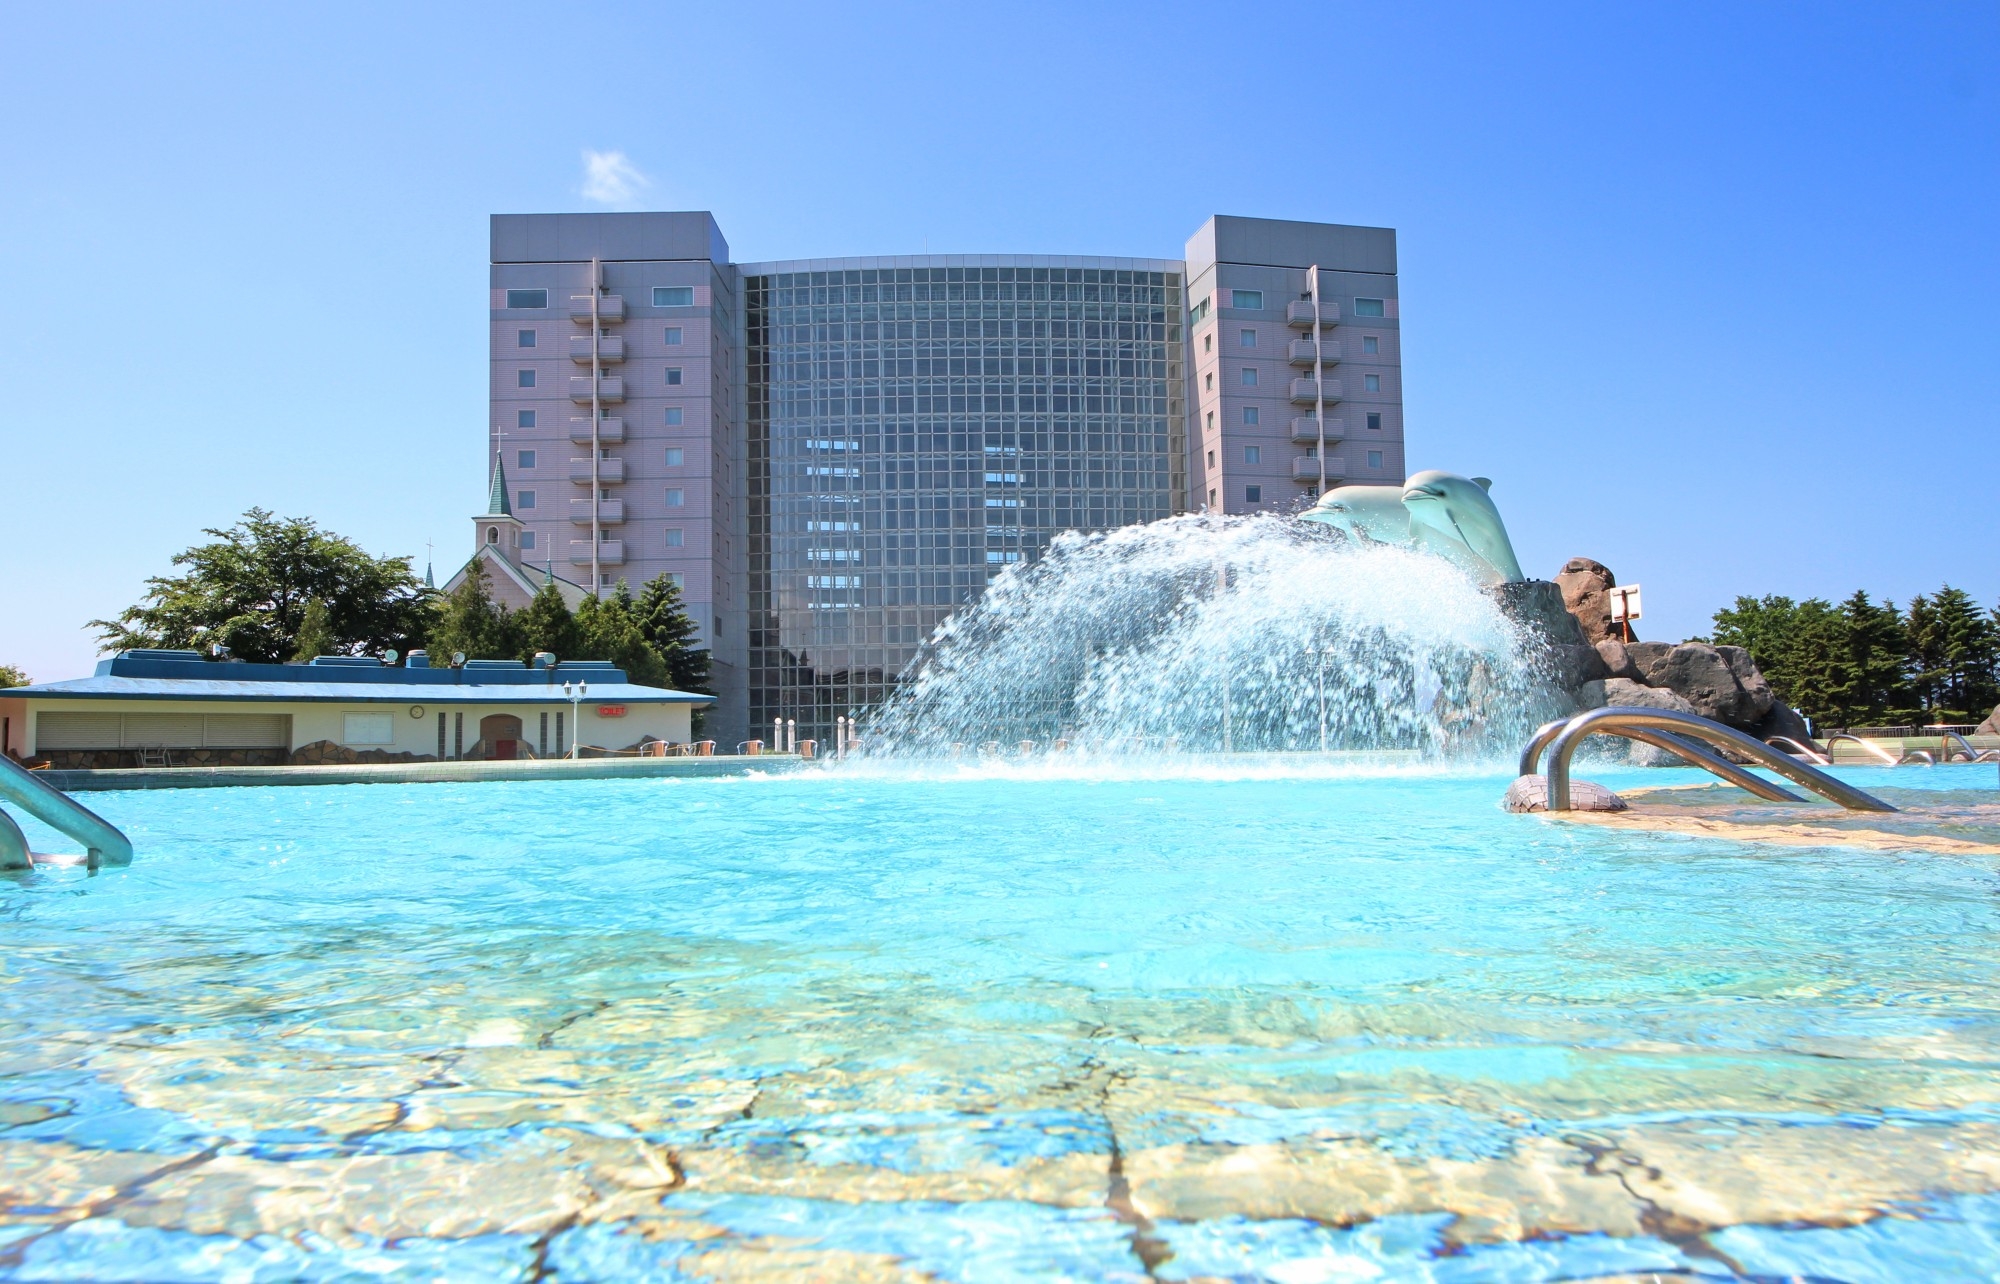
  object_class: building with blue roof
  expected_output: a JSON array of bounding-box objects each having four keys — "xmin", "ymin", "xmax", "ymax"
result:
[{"xmin": 0, "ymin": 649, "xmax": 713, "ymax": 769}]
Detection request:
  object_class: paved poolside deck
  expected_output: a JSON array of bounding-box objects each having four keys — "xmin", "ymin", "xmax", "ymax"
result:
[{"xmin": 44, "ymin": 755, "xmax": 816, "ymax": 792}]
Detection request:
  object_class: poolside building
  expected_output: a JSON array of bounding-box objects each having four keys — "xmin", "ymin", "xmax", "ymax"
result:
[
  {"xmin": 0, "ymin": 650, "xmax": 712, "ymax": 769},
  {"xmin": 489, "ymin": 211, "xmax": 1405, "ymax": 746}
]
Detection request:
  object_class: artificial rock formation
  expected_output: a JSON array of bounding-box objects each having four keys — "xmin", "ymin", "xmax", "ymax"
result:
[{"xmin": 1556, "ymin": 558, "xmax": 1635, "ymax": 645}]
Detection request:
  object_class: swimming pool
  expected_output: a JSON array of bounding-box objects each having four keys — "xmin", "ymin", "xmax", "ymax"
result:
[{"xmin": 3, "ymin": 762, "xmax": 1999, "ymax": 1281}]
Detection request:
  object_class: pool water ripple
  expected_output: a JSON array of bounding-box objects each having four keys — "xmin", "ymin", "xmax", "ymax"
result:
[{"xmin": 2, "ymin": 763, "xmax": 1999, "ymax": 1279}]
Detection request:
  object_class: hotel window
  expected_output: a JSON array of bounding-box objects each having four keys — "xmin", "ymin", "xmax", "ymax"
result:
[
  {"xmin": 506, "ymin": 289, "xmax": 548, "ymax": 309},
  {"xmin": 664, "ymin": 528, "xmax": 685, "ymax": 547},
  {"xmin": 665, "ymin": 488, "xmax": 685, "ymax": 507},
  {"xmin": 1204, "ymin": 372, "xmax": 1213, "ymax": 391},
  {"xmin": 517, "ymin": 449, "xmax": 536, "ymax": 469},
  {"xmin": 654, "ymin": 286, "xmax": 693, "ymax": 307},
  {"xmin": 665, "ymin": 407, "xmax": 684, "ymax": 426},
  {"xmin": 1367, "ymin": 413, "xmax": 1383, "ymax": 431},
  {"xmin": 517, "ymin": 329, "xmax": 536, "ymax": 348},
  {"xmin": 1206, "ymin": 449, "xmax": 1215, "ymax": 468},
  {"xmin": 1245, "ymin": 485, "xmax": 1262, "ymax": 503},
  {"xmin": 1240, "ymin": 368, "xmax": 1257, "ymax": 386},
  {"xmin": 1232, "ymin": 289, "xmax": 1263, "ymax": 310},
  {"xmin": 665, "ymin": 447, "xmax": 685, "ymax": 466},
  {"xmin": 665, "ymin": 368, "xmax": 683, "ymax": 386},
  {"xmin": 1208, "ymin": 488, "xmax": 1218, "ymax": 508},
  {"xmin": 520, "ymin": 530, "xmax": 536, "ymax": 550},
  {"xmin": 1244, "ymin": 446, "xmax": 1261, "ymax": 464},
  {"xmin": 1364, "ymin": 374, "xmax": 1381, "ymax": 392},
  {"xmin": 1203, "ymin": 333, "xmax": 1212, "ymax": 353},
  {"xmin": 517, "ymin": 369, "xmax": 535, "ymax": 388},
  {"xmin": 1205, "ymin": 411, "xmax": 1214, "ymax": 432},
  {"xmin": 664, "ymin": 326, "xmax": 682, "ymax": 344},
  {"xmin": 1362, "ymin": 336, "xmax": 1379, "ymax": 355},
  {"xmin": 1353, "ymin": 298, "xmax": 1385, "ymax": 318},
  {"xmin": 1239, "ymin": 328, "xmax": 1256, "ymax": 348},
  {"xmin": 517, "ymin": 410, "xmax": 535, "ymax": 429},
  {"xmin": 1368, "ymin": 450, "xmax": 1384, "ymax": 469},
  {"xmin": 517, "ymin": 490, "xmax": 536, "ymax": 509},
  {"xmin": 668, "ymin": 572, "xmax": 684, "ymax": 588},
  {"xmin": 1243, "ymin": 407, "xmax": 1259, "ymax": 425}
]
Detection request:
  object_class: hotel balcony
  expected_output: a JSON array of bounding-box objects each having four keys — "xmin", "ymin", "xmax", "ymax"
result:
[
  {"xmin": 570, "ymin": 499, "xmax": 625, "ymax": 524},
  {"xmin": 568, "ymin": 375, "xmax": 625, "ymax": 404},
  {"xmin": 1289, "ymin": 378, "xmax": 1343, "ymax": 405},
  {"xmin": 1288, "ymin": 339, "xmax": 1339, "ymax": 366},
  {"xmin": 1291, "ymin": 416, "xmax": 1345, "ymax": 444},
  {"xmin": 1285, "ymin": 300, "xmax": 1340, "ymax": 329},
  {"xmin": 1294, "ymin": 456, "xmax": 1348, "ymax": 483},
  {"xmin": 569, "ymin": 294, "xmax": 626, "ymax": 324},
  {"xmin": 569, "ymin": 334, "xmax": 626, "ymax": 363},
  {"xmin": 569, "ymin": 540, "xmax": 626, "ymax": 566},
  {"xmin": 569, "ymin": 456, "xmax": 626, "ymax": 484},
  {"xmin": 569, "ymin": 417, "xmax": 625, "ymax": 444}
]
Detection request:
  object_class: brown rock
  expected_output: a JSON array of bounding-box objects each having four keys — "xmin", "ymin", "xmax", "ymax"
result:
[
  {"xmin": 1555, "ymin": 557, "xmax": 1637, "ymax": 645},
  {"xmin": 1624, "ymin": 641, "xmax": 1675, "ymax": 683},
  {"xmin": 1714, "ymin": 646, "xmax": 1775, "ymax": 723},
  {"xmin": 1595, "ymin": 639, "xmax": 1643, "ymax": 681},
  {"xmin": 1646, "ymin": 643, "xmax": 1763, "ymax": 728},
  {"xmin": 1752, "ymin": 702, "xmax": 1815, "ymax": 747},
  {"xmin": 1601, "ymin": 677, "xmax": 1699, "ymax": 716},
  {"xmin": 1979, "ymin": 705, "xmax": 2000, "ymax": 736}
]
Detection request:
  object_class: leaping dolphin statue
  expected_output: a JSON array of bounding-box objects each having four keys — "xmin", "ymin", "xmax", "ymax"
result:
[
  {"xmin": 1399, "ymin": 470, "xmax": 1525, "ymax": 586},
  {"xmin": 1297, "ymin": 484, "xmax": 1410, "ymax": 544}
]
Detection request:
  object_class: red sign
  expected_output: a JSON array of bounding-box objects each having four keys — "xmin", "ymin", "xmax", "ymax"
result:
[{"xmin": 596, "ymin": 705, "xmax": 627, "ymax": 717}]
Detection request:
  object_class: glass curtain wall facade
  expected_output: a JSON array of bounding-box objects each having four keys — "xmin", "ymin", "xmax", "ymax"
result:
[{"xmin": 745, "ymin": 259, "xmax": 1185, "ymax": 745}]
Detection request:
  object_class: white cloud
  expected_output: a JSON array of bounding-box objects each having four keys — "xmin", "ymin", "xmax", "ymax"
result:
[{"xmin": 581, "ymin": 150, "xmax": 648, "ymax": 205}]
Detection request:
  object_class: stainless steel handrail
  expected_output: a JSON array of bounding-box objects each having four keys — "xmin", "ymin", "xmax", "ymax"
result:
[
  {"xmin": 1538, "ymin": 706, "xmax": 1896, "ymax": 813},
  {"xmin": 1522, "ymin": 716, "xmax": 1801, "ymax": 803},
  {"xmin": 1823, "ymin": 733, "xmax": 1898, "ymax": 766},
  {"xmin": 1938, "ymin": 731, "xmax": 2000, "ymax": 763},
  {"xmin": 1764, "ymin": 735, "xmax": 1831, "ymax": 765},
  {"xmin": 0, "ymin": 755, "xmax": 133, "ymax": 867}
]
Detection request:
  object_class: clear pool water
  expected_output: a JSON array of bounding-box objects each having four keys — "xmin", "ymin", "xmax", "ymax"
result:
[{"xmin": 3, "ymin": 762, "xmax": 2000, "ymax": 1281}]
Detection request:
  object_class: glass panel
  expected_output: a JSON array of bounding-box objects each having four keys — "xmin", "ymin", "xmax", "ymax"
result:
[
  {"xmin": 505, "ymin": 289, "xmax": 548, "ymax": 309},
  {"xmin": 654, "ymin": 287, "xmax": 694, "ymax": 307}
]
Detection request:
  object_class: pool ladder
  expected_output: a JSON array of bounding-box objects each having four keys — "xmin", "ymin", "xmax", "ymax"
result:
[
  {"xmin": 1517, "ymin": 706, "xmax": 1897, "ymax": 813},
  {"xmin": 0, "ymin": 755, "xmax": 133, "ymax": 869}
]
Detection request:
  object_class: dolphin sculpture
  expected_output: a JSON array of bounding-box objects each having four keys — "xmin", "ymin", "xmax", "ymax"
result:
[
  {"xmin": 1298, "ymin": 484, "xmax": 1410, "ymax": 544},
  {"xmin": 1399, "ymin": 470, "xmax": 1525, "ymax": 586}
]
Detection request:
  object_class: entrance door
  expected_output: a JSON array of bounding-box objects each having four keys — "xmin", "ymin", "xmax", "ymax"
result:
[{"xmin": 479, "ymin": 714, "xmax": 524, "ymax": 761}]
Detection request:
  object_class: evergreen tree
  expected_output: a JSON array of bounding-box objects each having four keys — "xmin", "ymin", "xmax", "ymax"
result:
[
  {"xmin": 1829, "ymin": 591, "xmax": 1911, "ymax": 726},
  {"xmin": 1905, "ymin": 586, "xmax": 1998, "ymax": 722},
  {"xmin": 635, "ymin": 573, "xmax": 711, "ymax": 693},
  {"xmin": 1712, "ymin": 594, "xmax": 1843, "ymax": 717},
  {"xmin": 288, "ymin": 600, "xmax": 339, "ymax": 663},
  {"xmin": 426, "ymin": 560, "xmax": 520, "ymax": 661},
  {"xmin": 576, "ymin": 582, "xmax": 670, "ymax": 687},
  {"xmin": 515, "ymin": 578, "xmax": 580, "ymax": 663}
]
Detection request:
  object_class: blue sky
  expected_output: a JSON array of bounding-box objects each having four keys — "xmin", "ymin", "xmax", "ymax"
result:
[{"xmin": 2, "ymin": 2, "xmax": 1994, "ymax": 679}]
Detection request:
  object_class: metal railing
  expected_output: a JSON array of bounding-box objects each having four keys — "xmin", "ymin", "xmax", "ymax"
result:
[
  {"xmin": 1520, "ymin": 706, "xmax": 1897, "ymax": 813},
  {"xmin": 0, "ymin": 754, "xmax": 134, "ymax": 868}
]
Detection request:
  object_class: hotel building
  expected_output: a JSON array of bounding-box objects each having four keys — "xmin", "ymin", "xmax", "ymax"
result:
[{"xmin": 486, "ymin": 212, "xmax": 1404, "ymax": 746}]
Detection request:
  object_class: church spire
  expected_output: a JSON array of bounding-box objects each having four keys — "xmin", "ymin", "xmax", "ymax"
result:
[{"xmin": 484, "ymin": 453, "xmax": 511, "ymax": 517}]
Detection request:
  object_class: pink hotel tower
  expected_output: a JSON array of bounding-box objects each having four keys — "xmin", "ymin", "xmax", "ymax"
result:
[{"xmin": 479, "ymin": 212, "xmax": 1404, "ymax": 746}]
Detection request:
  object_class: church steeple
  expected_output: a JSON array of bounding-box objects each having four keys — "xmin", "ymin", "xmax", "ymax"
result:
[{"xmin": 472, "ymin": 451, "xmax": 526, "ymax": 565}]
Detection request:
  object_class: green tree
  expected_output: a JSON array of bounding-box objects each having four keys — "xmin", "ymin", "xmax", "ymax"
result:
[
  {"xmin": 425, "ymin": 559, "xmax": 520, "ymax": 662},
  {"xmin": 0, "ymin": 665, "xmax": 28, "ymax": 690},
  {"xmin": 1904, "ymin": 586, "xmax": 1998, "ymax": 722},
  {"xmin": 634, "ymin": 573, "xmax": 711, "ymax": 693},
  {"xmin": 92, "ymin": 509, "xmax": 432, "ymax": 664},
  {"xmin": 1827, "ymin": 591, "xmax": 1912, "ymax": 727},
  {"xmin": 514, "ymin": 579, "xmax": 580, "ymax": 663},
  {"xmin": 576, "ymin": 582, "xmax": 669, "ymax": 687},
  {"xmin": 288, "ymin": 600, "xmax": 339, "ymax": 663},
  {"xmin": 1711, "ymin": 594, "xmax": 1845, "ymax": 719}
]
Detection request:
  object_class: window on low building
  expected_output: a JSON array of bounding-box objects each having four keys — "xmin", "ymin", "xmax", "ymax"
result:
[
  {"xmin": 342, "ymin": 712, "xmax": 394, "ymax": 745},
  {"xmin": 654, "ymin": 287, "xmax": 694, "ymax": 307},
  {"xmin": 506, "ymin": 289, "xmax": 547, "ymax": 309}
]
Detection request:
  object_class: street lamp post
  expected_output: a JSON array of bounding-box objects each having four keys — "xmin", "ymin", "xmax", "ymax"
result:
[{"xmin": 561, "ymin": 679, "xmax": 587, "ymax": 759}]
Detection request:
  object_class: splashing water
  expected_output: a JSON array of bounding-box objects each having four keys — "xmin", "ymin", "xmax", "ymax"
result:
[{"xmin": 865, "ymin": 513, "xmax": 1566, "ymax": 758}]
